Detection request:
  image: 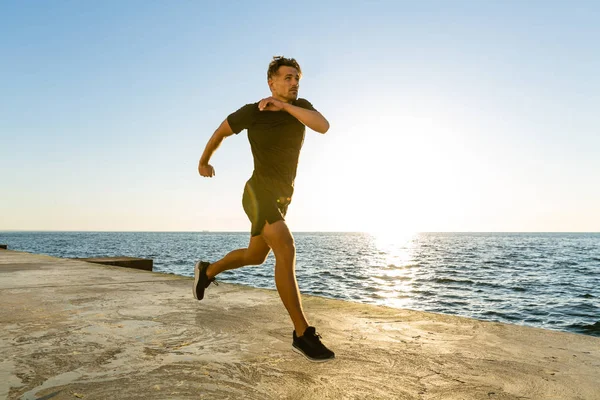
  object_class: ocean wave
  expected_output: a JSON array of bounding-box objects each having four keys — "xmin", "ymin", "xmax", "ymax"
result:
[
  {"xmin": 436, "ymin": 300, "xmax": 469, "ymax": 307},
  {"xmin": 412, "ymin": 290, "xmax": 436, "ymax": 296},
  {"xmin": 482, "ymin": 310, "xmax": 520, "ymax": 321},
  {"xmin": 483, "ymin": 260, "xmax": 509, "ymax": 265},
  {"xmin": 432, "ymin": 278, "xmax": 475, "ymax": 285},
  {"xmin": 579, "ymin": 293, "xmax": 595, "ymax": 299},
  {"xmin": 511, "ymin": 286, "xmax": 528, "ymax": 292},
  {"xmin": 483, "ymin": 297, "xmax": 504, "ymax": 303},
  {"xmin": 568, "ymin": 321, "xmax": 600, "ymax": 336},
  {"xmin": 474, "ymin": 281, "xmax": 504, "ymax": 289},
  {"xmin": 372, "ymin": 274, "xmax": 411, "ymax": 282},
  {"xmin": 555, "ymin": 260, "xmax": 580, "ymax": 267}
]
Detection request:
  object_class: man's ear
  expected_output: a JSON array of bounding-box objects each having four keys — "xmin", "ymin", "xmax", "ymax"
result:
[{"xmin": 267, "ymin": 78, "xmax": 273, "ymax": 91}]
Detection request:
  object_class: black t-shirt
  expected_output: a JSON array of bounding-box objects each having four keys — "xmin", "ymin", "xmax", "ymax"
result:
[{"xmin": 227, "ymin": 98, "xmax": 317, "ymax": 198}]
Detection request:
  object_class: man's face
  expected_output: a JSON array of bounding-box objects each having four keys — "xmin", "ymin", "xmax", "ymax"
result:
[{"xmin": 269, "ymin": 66, "xmax": 300, "ymax": 102}]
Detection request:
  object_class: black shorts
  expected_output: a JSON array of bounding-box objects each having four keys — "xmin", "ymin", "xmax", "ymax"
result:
[{"xmin": 242, "ymin": 180, "xmax": 290, "ymax": 237}]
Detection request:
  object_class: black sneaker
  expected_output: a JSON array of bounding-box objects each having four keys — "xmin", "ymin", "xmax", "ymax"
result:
[
  {"xmin": 193, "ymin": 261, "xmax": 217, "ymax": 300},
  {"xmin": 292, "ymin": 326, "xmax": 335, "ymax": 362}
]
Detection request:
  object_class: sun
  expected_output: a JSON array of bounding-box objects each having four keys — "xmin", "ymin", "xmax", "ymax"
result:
[
  {"xmin": 301, "ymin": 106, "xmax": 455, "ymax": 233},
  {"xmin": 363, "ymin": 216, "xmax": 419, "ymax": 253}
]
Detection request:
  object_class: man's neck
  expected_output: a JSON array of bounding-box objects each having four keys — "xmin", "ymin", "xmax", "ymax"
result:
[{"xmin": 273, "ymin": 94, "xmax": 293, "ymax": 104}]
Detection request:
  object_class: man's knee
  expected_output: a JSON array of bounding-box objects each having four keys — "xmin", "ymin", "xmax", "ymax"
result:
[
  {"xmin": 271, "ymin": 236, "xmax": 295, "ymax": 260},
  {"xmin": 262, "ymin": 221, "xmax": 295, "ymax": 256},
  {"xmin": 280, "ymin": 236, "xmax": 295, "ymax": 253}
]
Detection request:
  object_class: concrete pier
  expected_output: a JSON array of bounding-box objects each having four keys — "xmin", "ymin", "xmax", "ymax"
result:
[
  {"xmin": 1, "ymin": 249, "xmax": 599, "ymax": 399},
  {"xmin": 73, "ymin": 256, "xmax": 153, "ymax": 271}
]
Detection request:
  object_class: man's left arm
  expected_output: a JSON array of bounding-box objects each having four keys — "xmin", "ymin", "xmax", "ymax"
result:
[{"xmin": 282, "ymin": 103, "xmax": 330, "ymax": 134}]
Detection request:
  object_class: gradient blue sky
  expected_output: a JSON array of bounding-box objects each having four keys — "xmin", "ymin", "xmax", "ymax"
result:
[{"xmin": 1, "ymin": 0, "xmax": 598, "ymax": 232}]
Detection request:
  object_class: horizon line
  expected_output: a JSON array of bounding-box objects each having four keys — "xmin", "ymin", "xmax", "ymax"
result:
[{"xmin": 1, "ymin": 230, "xmax": 599, "ymax": 234}]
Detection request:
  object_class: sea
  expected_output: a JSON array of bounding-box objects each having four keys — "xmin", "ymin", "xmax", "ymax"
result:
[{"xmin": 1, "ymin": 231, "xmax": 599, "ymax": 337}]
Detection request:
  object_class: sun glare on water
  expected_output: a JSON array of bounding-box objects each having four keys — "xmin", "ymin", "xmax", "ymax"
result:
[{"xmin": 367, "ymin": 229, "xmax": 420, "ymax": 309}]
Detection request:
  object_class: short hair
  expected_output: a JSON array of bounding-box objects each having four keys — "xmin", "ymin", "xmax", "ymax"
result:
[{"xmin": 267, "ymin": 56, "xmax": 302, "ymax": 80}]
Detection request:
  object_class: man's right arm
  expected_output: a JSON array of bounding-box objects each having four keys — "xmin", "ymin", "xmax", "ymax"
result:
[{"xmin": 198, "ymin": 119, "xmax": 235, "ymax": 177}]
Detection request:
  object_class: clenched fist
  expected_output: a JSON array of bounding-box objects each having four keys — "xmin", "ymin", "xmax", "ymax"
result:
[{"xmin": 198, "ymin": 163, "xmax": 215, "ymax": 177}]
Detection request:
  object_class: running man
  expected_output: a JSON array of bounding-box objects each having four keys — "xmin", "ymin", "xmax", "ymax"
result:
[{"xmin": 194, "ymin": 56, "xmax": 335, "ymax": 362}]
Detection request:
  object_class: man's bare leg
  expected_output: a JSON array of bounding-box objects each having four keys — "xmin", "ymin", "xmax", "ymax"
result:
[
  {"xmin": 261, "ymin": 220, "xmax": 309, "ymax": 336},
  {"xmin": 205, "ymin": 235, "xmax": 270, "ymax": 279}
]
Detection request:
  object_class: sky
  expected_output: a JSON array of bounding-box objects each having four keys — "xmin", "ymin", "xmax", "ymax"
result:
[{"xmin": 1, "ymin": 0, "xmax": 599, "ymax": 233}]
